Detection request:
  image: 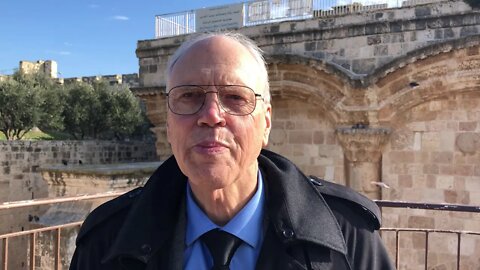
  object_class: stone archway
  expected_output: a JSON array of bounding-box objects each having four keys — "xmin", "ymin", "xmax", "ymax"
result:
[
  {"xmin": 267, "ymin": 55, "xmax": 393, "ymax": 198},
  {"xmin": 266, "ymin": 58, "xmax": 351, "ymax": 184},
  {"xmin": 372, "ymin": 41, "xmax": 480, "ymax": 270}
]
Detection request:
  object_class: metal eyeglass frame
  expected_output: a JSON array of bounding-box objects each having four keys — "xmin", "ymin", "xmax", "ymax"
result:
[{"xmin": 165, "ymin": 84, "xmax": 264, "ymax": 116}]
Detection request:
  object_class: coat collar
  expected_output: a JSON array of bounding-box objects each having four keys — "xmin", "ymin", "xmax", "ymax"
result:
[
  {"xmin": 258, "ymin": 149, "xmax": 347, "ymax": 255},
  {"xmin": 103, "ymin": 155, "xmax": 188, "ymax": 264},
  {"xmin": 102, "ymin": 149, "xmax": 347, "ymax": 265}
]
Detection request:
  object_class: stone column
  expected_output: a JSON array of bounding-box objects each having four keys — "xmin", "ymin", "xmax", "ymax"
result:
[
  {"xmin": 133, "ymin": 86, "xmax": 172, "ymax": 160},
  {"xmin": 336, "ymin": 126, "xmax": 391, "ymax": 199}
]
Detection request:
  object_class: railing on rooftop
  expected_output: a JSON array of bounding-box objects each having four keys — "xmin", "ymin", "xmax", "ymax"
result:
[{"xmin": 155, "ymin": 0, "xmax": 446, "ymax": 38}]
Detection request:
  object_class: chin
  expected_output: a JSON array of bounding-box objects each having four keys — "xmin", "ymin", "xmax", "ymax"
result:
[
  {"xmin": 190, "ymin": 172, "xmax": 233, "ymax": 190},
  {"xmin": 190, "ymin": 165, "xmax": 232, "ymax": 183}
]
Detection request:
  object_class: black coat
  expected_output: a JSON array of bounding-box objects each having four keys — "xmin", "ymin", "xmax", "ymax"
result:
[{"xmin": 70, "ymin": 149, "xmax": 395, "ymax": 270}]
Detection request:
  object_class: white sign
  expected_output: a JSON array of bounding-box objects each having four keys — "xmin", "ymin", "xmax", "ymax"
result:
[{"xmin": 195, "ymin": 4, "xmax": 244, "ymax": 32}]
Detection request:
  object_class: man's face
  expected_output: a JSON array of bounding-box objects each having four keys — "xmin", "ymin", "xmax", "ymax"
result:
[{"xmin": 166, "ymin": 36, "xmax": 271, "ymax": 192}]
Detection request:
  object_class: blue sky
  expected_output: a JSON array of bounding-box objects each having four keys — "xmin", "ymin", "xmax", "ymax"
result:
[{"xmin": 0, "ymin": 0, "xmax": 242, "ymax": 78}]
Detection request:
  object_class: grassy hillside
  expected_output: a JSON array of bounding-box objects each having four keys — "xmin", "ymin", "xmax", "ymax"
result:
[{"xmin": 0, "ymin": 129, "xmax": 72, "ymax": 140}]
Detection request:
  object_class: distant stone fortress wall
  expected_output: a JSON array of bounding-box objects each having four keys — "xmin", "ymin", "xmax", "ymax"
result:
[
  {"xmin": 19, "ymin": 60, "xmax": 58, "ymax": 79},
  {"xmin": 2, "ymin": 60, "xmax": 139, "ymax": 87},
  {"xmin": 61, "ymin": 73, "xmax": 139, "ymax": 87}
]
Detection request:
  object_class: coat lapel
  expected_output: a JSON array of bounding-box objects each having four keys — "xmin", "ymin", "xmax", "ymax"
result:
[
  {"xmin": 258, "ymin": 149, "xmax": 348, "ymax": 256},
  {"xmin": 166, "ymin": 196, "xmax": 187, "ymax": 270},
  {"xmin": 256, "ymin": 222, "xmax": 306, "ymax": 270},
  {"xmin": 102, "ymin": 156, "xmax": 188, "ymax": 266}
]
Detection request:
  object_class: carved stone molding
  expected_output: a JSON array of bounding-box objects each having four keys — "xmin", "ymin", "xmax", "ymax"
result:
[{"xmin": 335, "ymin": 126, "xmax": 391, "ymax": 163}]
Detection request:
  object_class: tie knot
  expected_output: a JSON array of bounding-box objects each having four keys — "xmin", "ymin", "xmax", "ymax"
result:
[{"xmin": 201, "ymin": 229, "xmax": 242, "ymax": 270}]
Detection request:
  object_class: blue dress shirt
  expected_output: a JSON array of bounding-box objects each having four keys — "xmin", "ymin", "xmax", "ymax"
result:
[{"xmin": 184, "ymin": 172, "xmax": 265, "ymax": 270}]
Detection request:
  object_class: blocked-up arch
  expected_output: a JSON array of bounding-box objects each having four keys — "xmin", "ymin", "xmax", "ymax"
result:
[
  {"xmin": 267, "ymin": 54, "xmax": 353, "ymax": 125},
  {"xmin": 266, "ymin": 35, "xmax": 480, "ymax": 127},
  {"xmin": 372, "ymin": 35, "xmax": 480, "ymax": 125}
]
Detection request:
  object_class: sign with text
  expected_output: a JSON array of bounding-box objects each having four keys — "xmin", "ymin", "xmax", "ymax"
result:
[{"xmin": 195, "ymin": 4, "xmax": 244, "ymax": 32}]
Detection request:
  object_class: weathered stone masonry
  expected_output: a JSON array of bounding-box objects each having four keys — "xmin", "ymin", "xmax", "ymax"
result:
[
  {"xmin": 134, "ymin": 1, "xmax": 480, "ymax": 269},
  {"xmin": 0, "ymin": 140, "xmax": 157, "ymax": 270},
  {"xmin": 0, "ymin": 140, "xmax": 156, "ymax": 231}
]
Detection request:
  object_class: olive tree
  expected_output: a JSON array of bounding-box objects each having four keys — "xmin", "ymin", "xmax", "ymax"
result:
[
  {"xmin": 62, "ymin": 80, "xmax": 144, "ymax": 139},
  {"xmin": 0, "ymin": 72, "xmax": 64, "ymax": 140}
]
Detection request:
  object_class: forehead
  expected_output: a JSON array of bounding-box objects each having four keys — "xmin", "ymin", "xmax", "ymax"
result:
[{"xmin": 169, "ymin": 37, "xmax": 261, "ymax": 86}]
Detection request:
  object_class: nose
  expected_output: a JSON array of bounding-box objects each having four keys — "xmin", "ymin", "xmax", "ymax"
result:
[{"xmin": 197, "ymin": 92, "xmax": 226, "ymax": 127}]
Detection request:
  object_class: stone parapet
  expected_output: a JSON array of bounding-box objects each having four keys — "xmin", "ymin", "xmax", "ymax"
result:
[
  {"xmin": 40, "ymin": 161, "xmax": 161, "ymax": 197},
  {"xmin": 24, "ymin": 162, "xmax": 160, "ymax": 270},
  {"xmin": 136, "ymin": 1, "xmax": 474, "ymax": 87},
  {"xmin": 0, "ymin": 140, "xmax": 158, "ymax": 270},
  {"xmin": 0, "ymin": 140, "xmax": 157, "ymax": 236}
]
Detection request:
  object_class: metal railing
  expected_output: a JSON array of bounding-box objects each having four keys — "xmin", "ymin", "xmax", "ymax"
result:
[
  {"xmin": 0, "ymin": 192, "xmax": 124, "ymax": 270},
  {"xmin": 375, "ymin": 200, "xmax": 480, "ymax": 270},
  {"xmin": 1, "ymin": 222, "xmax": 82, "ymax": 270},
  {"xmin": 155, "ymin": 0, "xmax": 446, "ymax": 38},
  {"xmin": 1, "ymin": 195, "xmax": 478, "ymax": 269}
]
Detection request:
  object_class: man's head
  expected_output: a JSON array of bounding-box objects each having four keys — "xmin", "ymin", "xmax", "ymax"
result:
[
  {"xmin": 166, "ymin": 33, "xmax": 270, "ymax": 103},
  {"xmin": 165, "ymin": 33, "xmax": 272, "ymax": 193}
]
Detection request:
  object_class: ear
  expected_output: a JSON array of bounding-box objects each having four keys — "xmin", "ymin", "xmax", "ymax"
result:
[{"xmin": 262, "ymin": 104, "xmax": 272, "ymax": 147}]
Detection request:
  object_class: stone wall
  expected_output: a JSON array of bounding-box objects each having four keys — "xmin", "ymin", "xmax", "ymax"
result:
[
  {"xmin": 136, "ymin": 1, "xmax": 473, "ymax": 89},
  {"xmin": 0, "ymin": 140, "xmax": 157, "ymax": 233},
  {"xmin": 381, "ymin": 93, "xmax": 480, "ymax": 269},
  {"xmin": 267, "ymin": 98, "xmax": 345, "ymax": 184},
  {"xmin": 259, "ymin": 1, "xmax": 474, "ymax": 75},
  {"xmin": 0, "ymin": 140, "xmax": 157, "ymax": 270}
]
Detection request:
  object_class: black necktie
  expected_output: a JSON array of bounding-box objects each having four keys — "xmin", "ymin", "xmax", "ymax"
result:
[{"xmin": 201, "ymin": 229, "xmax": 242, "ymax": 270}]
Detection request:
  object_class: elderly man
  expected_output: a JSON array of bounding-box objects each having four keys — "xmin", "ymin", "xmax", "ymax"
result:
[{"xmin": 70, "ymin": 33, "xmax": 394, "ymax": 270}]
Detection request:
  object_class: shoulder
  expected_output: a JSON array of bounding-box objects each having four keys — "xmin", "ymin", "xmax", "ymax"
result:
[
  {"xmin": 258, "ymin": 149, "xmax": 381, "ymax": 229},
  {"xmin": 76, "ymin": 187, "xmax": 143, "ymax": 243},
  {"xmin": 309, "ymin": 176, "xmax": 381, "ymax": 229}
]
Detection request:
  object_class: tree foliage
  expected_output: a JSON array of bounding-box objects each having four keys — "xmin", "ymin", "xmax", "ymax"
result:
[
  {"xmin": 0, "ymin": 72, "xmax": 148, "ymax": 140},
  {"xmin": 62, "ymin": 80, "xmax": 144, "ymax": 140},
  {"xmin": 0, "ymin": 72, "xmax": 64, "ymax": 140}
]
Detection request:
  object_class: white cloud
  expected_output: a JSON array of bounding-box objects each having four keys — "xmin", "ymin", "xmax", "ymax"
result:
[
  {"xmin": 88, "ymin": 4, "xmax": 100, "ymax": 8},
  {"xmin": 46, "ymin": 50, "xmax": 72, "ymax": 56},
  {"xmin": 63, "ymin": 42, "xmax": 73, "ymax": 46},
  {"xmin": 111, "ymin": 15, "xmax": 129, "ymax": 21}
]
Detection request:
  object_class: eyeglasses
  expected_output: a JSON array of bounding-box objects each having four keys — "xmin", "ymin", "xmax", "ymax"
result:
[{"xmin": 166, "ymin": 85, "xmax": 263, "ymax": 116}]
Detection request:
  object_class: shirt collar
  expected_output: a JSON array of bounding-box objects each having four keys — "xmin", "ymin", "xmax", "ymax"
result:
[{"xmin": 185, "ymin": 171, "xmax": 265, "ymax": 248}]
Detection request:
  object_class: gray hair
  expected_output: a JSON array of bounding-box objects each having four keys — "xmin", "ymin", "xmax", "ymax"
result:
[{"xmin": 166, "ymin": 32, "xmax": 271, "ymax": 104}]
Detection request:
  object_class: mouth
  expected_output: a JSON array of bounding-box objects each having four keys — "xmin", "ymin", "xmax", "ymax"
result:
[{"xmin": 193, "ymin": 140, "xmax": 229, "ymax": 155}]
